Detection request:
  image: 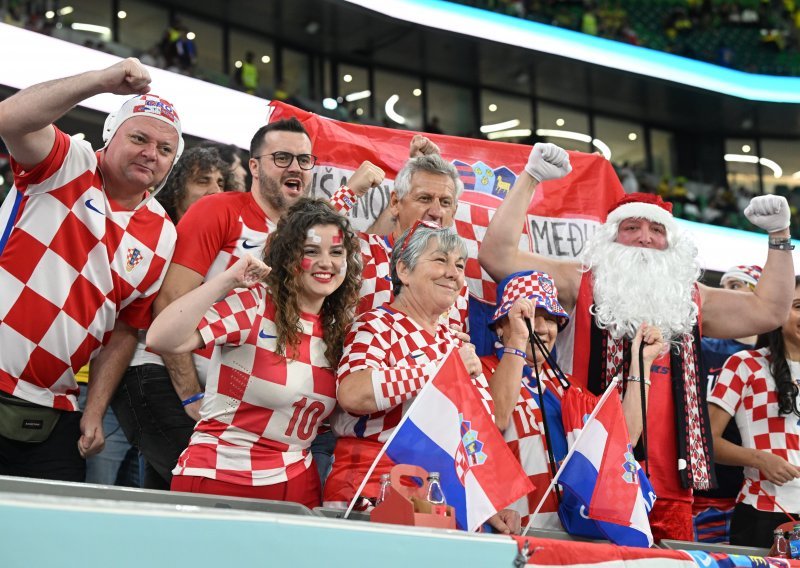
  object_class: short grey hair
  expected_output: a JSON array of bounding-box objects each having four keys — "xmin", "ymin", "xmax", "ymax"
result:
[
  {"xmin": 393, "ymin": 154, "xmax": 464, "ymax": 201},
  {"xmin": 391, "ymin": 224, "xmax": 468, "ymax": 296}
]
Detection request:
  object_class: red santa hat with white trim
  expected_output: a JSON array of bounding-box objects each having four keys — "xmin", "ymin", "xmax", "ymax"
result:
[{"xmin": 605, "ymin": 192, "xmax": 677, "ymax": 237}]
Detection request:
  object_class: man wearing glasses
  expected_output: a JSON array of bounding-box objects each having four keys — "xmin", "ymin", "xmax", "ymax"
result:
[{"xmin": 114, "ymin": 117, "xmax": 382, "ymax": 489}]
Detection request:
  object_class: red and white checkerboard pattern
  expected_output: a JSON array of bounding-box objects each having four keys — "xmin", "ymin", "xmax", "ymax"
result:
[
  {"xmin": 708, "ymin": 348, "xmax": 800, "ymax": 513},
  {"xmin": 453, "ymin": 199, "xmax": 531, "ymax": 306},
  {"xmin": 331, "ymin": 306, "xmax": 492, "ymax": 444},
  {"xmin": 173, "ymin": 286, "xmax": 336, "ymax": 486},
  {"xmin": 480, "ymin": 354, "xmax": 564, "ymax": 529},
  {"xmin": 0, "ymin": 128, "xmax": 176, "ymax": 410},
  {"xmin": 356, "ymin": 232, "xmax": 469, "ymax": 330},
  {"xmin": 492, "ymin": 271, "xmax": 567, "ymax": 324}
]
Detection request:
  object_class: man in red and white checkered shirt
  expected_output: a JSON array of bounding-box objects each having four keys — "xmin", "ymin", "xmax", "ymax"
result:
[
  {"xmin": 117, "ymin": 117, "xmax": 384, "ymax": 489},
  {"xmin": 0, "ymin": 59, "xmax": 182, "ymax": 481},
  {"xmin": 355, "ymin": 137, "xmax": 469, "ymax": 329}
]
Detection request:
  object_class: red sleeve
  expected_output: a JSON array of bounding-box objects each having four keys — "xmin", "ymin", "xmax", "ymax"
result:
[
  {"xmin": 172, "ymin": 193, "xmax": 237, "ymax": 276},
  {"xmin": 118, "ymin": 294, "xmax": 157, "ymax": 330},
  {"xmin": 11, "ymin": 126, "xmax": 70, "ymax": 192}
]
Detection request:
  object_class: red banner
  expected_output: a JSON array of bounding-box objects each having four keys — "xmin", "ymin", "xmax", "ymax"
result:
[{"xmin": 268, "ymin": 101, "xmax": 624, "ymax": 305}]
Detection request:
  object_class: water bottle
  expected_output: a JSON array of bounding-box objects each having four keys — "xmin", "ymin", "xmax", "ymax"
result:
[
  {"xmin": 773, "ymin": 528, "xmax": 788, "ymax": 558},
  {"xmin": 789, "ymin": 524, "xmax": 800, "ymax": 559},
  {"xmin": 376, "ymin": 473, "xmax": 392, "ymax": 505},
  {"xmin": 426, "ymin": 472, "xmax": 447, "ymax": 508}
]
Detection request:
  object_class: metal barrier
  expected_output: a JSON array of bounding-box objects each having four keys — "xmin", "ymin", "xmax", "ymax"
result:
[
  {"xmin": 659, "ymin": 538, "xmax": 770, "ymax": 557},
  {"xmin": 0, "ymin": 474, "xmax": 313, "ymax": 516}
]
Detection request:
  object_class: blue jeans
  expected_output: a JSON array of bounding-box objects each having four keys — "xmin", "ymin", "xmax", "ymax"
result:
[
  {"xmin": 78, "ymin": 384, "xmax": 142, "ymax": 487},
  {"xmin": 112, "ymin": 364, "xmax": 195, "ymax": 490}
]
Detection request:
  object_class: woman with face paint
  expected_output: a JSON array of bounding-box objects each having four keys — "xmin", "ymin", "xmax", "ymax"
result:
[{"xmin": 147, "ymin": 198, "xmax": 361, "ymax": 507}]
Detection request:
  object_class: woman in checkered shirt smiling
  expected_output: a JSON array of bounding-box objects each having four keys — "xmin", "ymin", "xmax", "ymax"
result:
[
  {"xmin": 146, "ymin": 198, "xmax": 361, "ymax": 507},
  {"xmin": 708, "ymin": 276, "xmax": 800, "ymax": 547}
]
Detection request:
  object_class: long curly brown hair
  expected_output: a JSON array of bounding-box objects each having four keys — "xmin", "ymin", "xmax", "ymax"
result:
[{"xmin": 263, "ymin": 198, "xmax": 361, "ymax": 365}]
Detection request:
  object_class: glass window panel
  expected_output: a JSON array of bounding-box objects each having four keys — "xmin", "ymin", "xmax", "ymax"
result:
[
  {"xmin": 594, "ymin": 116, "xmax": 644, "ymax": 168},
  {"xmin": 57, "ymin": 0, "xmax": 112, "ymax": 44},
  {"xmin": 536, "ymin": 102, "xmax": 590, "ymax": 152},
  {"xmin": 118, "ymin": 0, "xmax": 167, "ymax": 54},
  {"xmin": 427, "ymin": 81, "xmax": 473, "ymax": 137},
  {"xmin": 229, "ymin": 30, "xmax": 275, "ymax": 96},
  {"xmin": 480, "ymin": 90, "xmax": 532, "ymax": 143},
  {"xmin": 760, "ymin": 139, "xmax": 800, "ymax": 201},
  {"xmin": 724, "ymin": 138, "xmax": 759, "ymax": 195},
  {"xmin": 283, "ymin": 48, "xmax": 310, "ymax": 99},
  {"xmin": 175, "ymin": 13, "xmax": 224, "ymax": 78},
  {"xmin": 375, "ymin": 70, "xmax": 423, "ymax": 131},
  {"xmin": 338, "ymin": 64, "xmax": 370, "ymax": 120},
  {"xmin": 650, "ymin": 129, "xmax": 674, "ymax": 179}
]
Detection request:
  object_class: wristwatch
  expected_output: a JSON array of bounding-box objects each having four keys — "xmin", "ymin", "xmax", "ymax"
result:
[{"xmin": 769, "ymin": 236, "xmax": 795, "ymax": 251}]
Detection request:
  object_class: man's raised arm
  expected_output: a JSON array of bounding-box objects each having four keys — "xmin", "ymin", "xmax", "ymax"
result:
[
  {"xmin": 0, "ymin": 58, "xmax": 151, "ymax": 168},
  {"xmin": 701, "ymin": 194, "xmax": 796, "ymax": 339},
  {"xmin": 478, "ymin": 143, "xmax": 580, "ymax": 309}
]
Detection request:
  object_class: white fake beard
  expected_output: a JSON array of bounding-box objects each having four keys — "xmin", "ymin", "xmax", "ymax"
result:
[{"xmin": 580, "ymin": 223, "xmax": 701, "ymax": 341}]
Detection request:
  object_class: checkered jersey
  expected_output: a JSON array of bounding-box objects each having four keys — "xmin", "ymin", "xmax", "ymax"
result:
[
  {"xmin": 129, "ymin": 191, "xmax": 275, "ymax": 376},
  {"xmin": 708, "ymin": 348, "xmax": 800, "ymax": 513},
  {"xmin": 453, "ymin": 199, "xmax": 531, "ymax": 307},
  {"xmin": 330, "ymin": 305, "xmax": 492, "ymax": 443},
  {"xmin": 0, "ymin": 128, "xmax": 176, "ymax": 410},
  {"xmin": 481, "ymin": 354, "xmax": 564, "ymax": 529},
  {"xmin": 356, "ymin": 232, "xmax": 469, "ymax": 330},
  {"xmin": 173, "ymin": 286, "xmax": 336, "ymax": 486}
]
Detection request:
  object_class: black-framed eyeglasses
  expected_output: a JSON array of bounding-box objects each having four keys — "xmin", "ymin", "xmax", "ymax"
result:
[{"xmin": 253, "ymin": 151, "xmax": 317, "ymax": 170}]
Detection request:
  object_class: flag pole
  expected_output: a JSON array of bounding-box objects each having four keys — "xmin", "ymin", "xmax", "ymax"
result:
[
  {"xmin": 343, "ymin": 349, "xmax": 454, "ymax": 519},
  {"xmin": 523, "ymin": 376, "xmax": 621, "ymax": 535}
]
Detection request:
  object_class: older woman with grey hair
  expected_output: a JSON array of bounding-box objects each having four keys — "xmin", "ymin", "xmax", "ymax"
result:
[{"xmin": 323, "ymin": 221, "xmax": 520, "ymax": 534}]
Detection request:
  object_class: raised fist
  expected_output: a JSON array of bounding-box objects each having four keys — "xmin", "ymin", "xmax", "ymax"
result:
[
  {"xmin": 101, "ymin": 58, "xmax": 152, "ymax": 96},
  {"xmin": 409, "ymin": 134, "xmax": 440, "ymax": 158},
  {"xmin": 347, "ymin": 161, "xmax": 385, "ymax": 197},
  {"xmin": 744, "ymin": 194, "xmax": 790, "ymax": 234},
  {"xmin": 524, "ymin": 143, "xmax": 572, "ymax": 183}
]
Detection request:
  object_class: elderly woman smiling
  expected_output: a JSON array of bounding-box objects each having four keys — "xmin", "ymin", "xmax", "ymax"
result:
[{"xmin": 323, "ymin": 221, "xmax": 519, "ymax": 534}]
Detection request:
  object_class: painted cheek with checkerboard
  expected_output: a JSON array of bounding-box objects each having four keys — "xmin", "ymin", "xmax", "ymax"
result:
[{"xmin": 298, "ymin": 225, "xmax": 347, "ymax": 310}]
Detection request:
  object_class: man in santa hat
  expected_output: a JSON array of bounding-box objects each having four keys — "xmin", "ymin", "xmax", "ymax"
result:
[{"xmin": 479, "ymin": 143, "xmax": 795, "ymax": 541}]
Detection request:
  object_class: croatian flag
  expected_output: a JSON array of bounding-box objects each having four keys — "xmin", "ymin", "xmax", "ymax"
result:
[
  {"xmin": 383, "ymin": 351, "xmax": 534, "ymax": 532},
  {"xmin": 557, "ymin": 386, "xmax": 656, "ymax": 548}
]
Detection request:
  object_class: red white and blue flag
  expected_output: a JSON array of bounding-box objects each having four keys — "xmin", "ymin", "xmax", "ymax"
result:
[
  {"xmin": 556, "ymin": 385, "xmax": 656, "ymax": 548},
  {"xmin": 378, "ymin": 351, "xmax": 533, "ymax": 532}
]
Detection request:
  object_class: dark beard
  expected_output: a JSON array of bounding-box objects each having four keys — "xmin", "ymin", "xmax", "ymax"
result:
[{"xmin": 258, "ymin": 171, "xmax": 287, "ymax": 212}]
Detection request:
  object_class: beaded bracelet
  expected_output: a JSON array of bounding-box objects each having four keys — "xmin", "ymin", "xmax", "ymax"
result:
[
  {"xmin": 181, "ymin": 392, "xmax": 205, "ymax": 407},
  {"xmin": 626, "ymin": 376, "xmax": 651, "ymax": 387},
  {"xmin": 502, "ymin": 347, "xmax": 526, "ymax": 360}
]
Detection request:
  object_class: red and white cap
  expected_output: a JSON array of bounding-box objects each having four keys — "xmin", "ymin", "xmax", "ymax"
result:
[
  {"xmin": 101, "ymin": 94, "xmax": 185, "ymax": 198},
  {"xmin": 491, "ymin": 270, "xmax": 569, "ymax": 330},
  {"xmin": 102, "ymin": 94, "xmax": 184, "ymax": 159},
  {"xmin": 721, "ymin": 265, "xmax": 762, "ymax": 288},
  {"xmin": 605, "ymin": 192, "xmax": 676, "ymax": 234}
]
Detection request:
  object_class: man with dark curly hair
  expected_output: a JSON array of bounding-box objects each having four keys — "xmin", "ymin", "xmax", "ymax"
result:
[{"xmin": 155, "ymin": 146, "xmax": 228, "ymax": 222}]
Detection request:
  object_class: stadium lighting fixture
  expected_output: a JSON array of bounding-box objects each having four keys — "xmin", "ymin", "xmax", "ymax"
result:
[
  {"xmin": 71, "ymin": 23, "xmax": 111, "ymax": 35},
  {"xmin": 487, "ymin": 128, "xmax": 532, "ymax": 140},
  {"xmin": 385, "ymin": 94, "xmax": 406, "ymax": 124},
  {"xmin": 345, "ymin": 90, "xmax": 371, "ymax": 102},
  {"xmin": 480, "ymin": 119, "xmax": 521, "ymax": 133},
  {"xmin": 724, "ymin": 154, "xmax": 782, "ymax": 178},
  {"xmin": 536, "ymin": 129, "xmax": 612, "ymax": 159}
]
